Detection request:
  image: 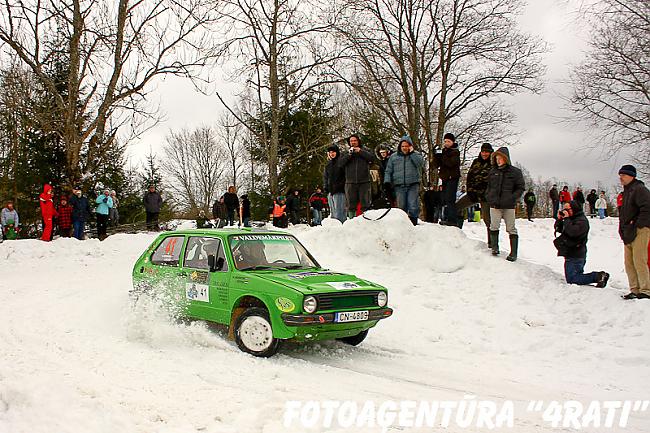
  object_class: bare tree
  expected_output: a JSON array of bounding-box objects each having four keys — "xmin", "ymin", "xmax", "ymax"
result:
[
  {"xmin": 217, "ymin": 113, "xmax": 249, "ymax": 189},
  {"xmin": 567, "ymin": 0, "xmax": 650, "ymax": 173},
  {"xmin": 0, "ymin": 0, "xmax": 219, "ymax": 182},
  {"xmin": 214, "ymin": 0, "xmax": 342, "ymax": 195},
  {"xmin": 338, "ymin": 0, "xmax": 546, "ymax": 180},
  {"xmin": 161, "ymin": 126, "xmax": 227, "ymax": 214}
]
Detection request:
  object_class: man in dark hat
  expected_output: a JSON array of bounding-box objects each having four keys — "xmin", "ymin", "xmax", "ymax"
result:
[
  {"xmin": 434, "ymin": 132, "xmax": 461, "ymax": 225},
  {"xmin": 323, "ymin": 144, "xmax": 346, "ymax": 222},
  {"xmin": 456, "ymin": 142, "xmax": 494, "ymax": 242},
  {"xmin": 617, "ymin": 165, "xmax": 650, "ymax": 300},
  {"xmin": 338, "ymin": 135, "xmax": 376, "ymax": 219}
]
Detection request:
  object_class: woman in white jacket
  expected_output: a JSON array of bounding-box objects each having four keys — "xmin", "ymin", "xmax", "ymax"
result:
[{"xmin": 595, "ymin": 192, "xmax": 608, "ymax": 219}]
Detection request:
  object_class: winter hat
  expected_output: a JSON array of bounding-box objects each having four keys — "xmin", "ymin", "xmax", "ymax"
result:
[
  {"xmin": 618, "ymin": 164, "xmax": 637, "ymax": 177},
  {"xmin": 480, "ymin": 142, "xmax": 493, "ymax": 152},
  {"xmin": 399, "ymin": 135, "xmax": 414, "ymax": 147},
  {"xmin": 327, "ymin": 144, "xmax": 340, "ymax": 154},
  {"xmin": 443, "ymin": 132, "xmax": 455, "ymax": 142}
]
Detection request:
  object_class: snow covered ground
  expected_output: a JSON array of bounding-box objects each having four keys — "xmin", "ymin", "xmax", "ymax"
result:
[{"xmin": 1, "ymin": 212, "xmax": 649, "ymax": 433}]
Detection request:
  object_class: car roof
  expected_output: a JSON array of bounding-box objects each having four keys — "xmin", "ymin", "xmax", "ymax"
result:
[{"xmin": 159, "ymin": 227, "xmax": 292, "ymax": 238}]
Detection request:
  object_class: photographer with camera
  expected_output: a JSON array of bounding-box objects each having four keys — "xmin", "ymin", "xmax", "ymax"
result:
[
  {"xmin": 338, "ymin": 134, "xmax": 377, "ymax": 219},
  {"xmin": 554, "ymin": 200, "xmax": 609, "ymax": 288}
]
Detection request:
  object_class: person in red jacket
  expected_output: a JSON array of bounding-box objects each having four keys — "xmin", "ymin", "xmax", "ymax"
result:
[
  {"xmin": 57, "ymin": 196, "xmax": 73, "ymax": 238},
  {"xmin": 39, "ymin": 184, "xmax": 58, "ymax": 241},
  {"xmin": 559, "ymin": 186, "xmax": 572, "ymax": 205}
]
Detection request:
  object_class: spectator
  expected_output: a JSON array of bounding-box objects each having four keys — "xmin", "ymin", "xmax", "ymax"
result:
[
  {"xmin": 39, "ymin": 184, "xmax": 57, "ymax": 242},
  {"xmin": 573, "ymin": 187, "xmax": 585, "ymax": 211},
  {"xmin": 377, "ymin": 145, "xmax": 394, "ymax": 206},
  {"xmin": 595, "ymin": 192, "xmax": 608, "ymax": 219},
  {"xmin": 617, "ymin": 165, "xmax": 650, "ymax": 300},
  {"xmin": 433, "ymin": 132, "xmax": 461, "ymax": 226},
  {"xmin": 559, "ymin": 186, "xmax": 572, "ymax": 205},
  {"xmin": 338, "ymin": 134, "xmax": 376, "ymax": 219},
  {"xmin": 486, "ymin": 147, "xmax": 525, "ymax": 261},
  {"xmin": 524, "ymin": 188, "xmax": 536, "ymax": 221},
  {"xmin": 95, "ymin": 188, "xmax": 113, "ymax": 240},
  {"xmin": 1, "ymin": 201, "xmax": 20, "ymax": 240},
  {"xmin": 549, "ymin": 184, "xmax": 560, "ymax": 219},
  {"xmin": 196, "ymin": 209, "xmax": 208, "ymax": 229},
  {"xmin": 423, "ymin": 184, "xmax": 442, "ymax": 223},
  {"xmin": 286, "ymin": 190, "xmax": 302, "ymax": 225},
  {"xmin": 554, "ymin": 201, "xmax": 610, "ymax": 287},
  {"xmin": 109, "ymin": 190, "xmax": 120, "ymax": 226},
  {"xmin": 240, "ymin": 194, "xmax": 251, "ymax": 227},
  {"xmin": 308, "ymin": 188, "xmax": 328, "ymax": 226},
  {"xmin": 69, "ymin": 186, "xmax": 92, "ymax": 240},
  {"xmin": 57, "ymin": 196, "xmax": 73, "ymax": 238},
  {"xmin": 617, "ymin": 191, "xmax": 623, "ymax": 213},
  {"xmin": 212, "ymin": 196, "xmax": 228, "ymax": 228},
  {"xmin": 323, "ymin": 144, "xmax": 346, "ymax": 223},
  {"xmin": 143, "ymin": 184, "xmax": 163, "ymax": 231},
  {"xmin": 586, "ymin": 189, "xmax": 598, "ymax": 218},
  {"xmin": 269, "ymin": 196, "xmax": 288, "ymax": 228},
  {"xmin": 223, "ymin": 186, "xmax": 240, "ymax": 226},
  {"xmin": 384, "ymin": 135, "xmax": 425, "ymax": 225},
  {"xmin": 455, "ymin": 143, "xmax": 494, "ymax": 244}
]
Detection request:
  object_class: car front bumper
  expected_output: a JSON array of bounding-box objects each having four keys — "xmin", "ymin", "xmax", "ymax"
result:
[{"xmin": 281, "ymin": 307, "xmax": 393, "ymax": 326}]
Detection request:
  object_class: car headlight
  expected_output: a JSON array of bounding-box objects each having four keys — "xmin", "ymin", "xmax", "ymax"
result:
[
  {"xmin": 303, "ymin": 296, "xmax": 317, "ymax": 313},
  {"xmin": 377, "ymin": 292, "xmax": 388, "ymax": 307}
]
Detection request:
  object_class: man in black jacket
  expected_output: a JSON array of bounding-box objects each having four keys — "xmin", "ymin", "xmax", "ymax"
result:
[
  {"xmin": 554, "ymin": 201, "xmax": 609, "ymax": 287},
  {"xmin": 618, "ymin": 165, "xmax": 650, "ymax": 300},
  {"xmin": 455, "ymin": 142, "xmax": 493, "ymax": 241},
  {"xmin": 286, "ymin": 190, "xmax": 302, "ymax": 224},
  {"xmin": 69, "ymin": 186, "xmax": 92, "ymax": 240},
  {"xmin": 423, "ymin": 184, "xmax": 442, "ymax": 223},
  {"xmin": 143, "ymin": 185, "xmax": 163, "ymax": 231},
  {"xmin": 485, "ymin": 147, "xmax": 525, "ymax": 261},
  {"xmin": 434, "ymin": 132, "xmax": 461, "ymax": 225},
  {"xmin": 323, "ymin": 144, "xmax": 346, "ymax": 223},
  {"xmin": 549, "ymin": 184, "xmax": 560, "ymax": 219},
  {"xmin": 586, "ymin": 189, "xmax": 598, "ymax": 218},
  {"xmin": 338, "ymin": 135, "xmax": 376, "ymax": 219},
  {"xmin": 223, "ymin": 186, "xmax": 240, "ymax": 226}
]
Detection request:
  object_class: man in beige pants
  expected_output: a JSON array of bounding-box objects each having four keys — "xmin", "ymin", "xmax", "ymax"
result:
[{"xmin": 617, "ymin": 165, "xmax": 650, "ymax": 300}]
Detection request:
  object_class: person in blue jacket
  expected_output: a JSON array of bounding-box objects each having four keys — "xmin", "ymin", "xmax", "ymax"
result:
[
  {"xmin": 95, "ymin": 188, "xmax": 113, "ymax": 240},
  {"xmin": 384, "ymin": 135, "xmax": 425, "ymax": 225}
]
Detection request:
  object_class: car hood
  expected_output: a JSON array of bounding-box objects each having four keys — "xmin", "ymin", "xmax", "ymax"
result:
[{"xmin": 252, "ymin": 269, "xmax": 383, "ymax": 294}]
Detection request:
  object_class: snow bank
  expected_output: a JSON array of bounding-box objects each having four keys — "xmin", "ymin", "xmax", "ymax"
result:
[{"xmin": 1, "ymin": 215, "xmax": 649, "ymax": 433}]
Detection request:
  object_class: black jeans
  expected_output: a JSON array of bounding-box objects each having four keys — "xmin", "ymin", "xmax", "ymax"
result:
[
  {"xmin": 146, "ymin": 211, "xmax": 159, "ymax": 230},
  {"xmin": 96, "ymin": 213, "xmax": 109, "ymax": 239},
  {"xmin": 441, "ymin": 178, "xmax": 459, "ymax": 224}
]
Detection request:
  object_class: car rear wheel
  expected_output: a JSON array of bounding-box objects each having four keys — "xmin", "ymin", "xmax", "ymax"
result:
[
  {"xmin": 336, "ymin": 329, "xmax": 368, "ymax": 346},
  {"xmin": 235, "ymin": 307, "xmax": 280, "ymax": 357}
]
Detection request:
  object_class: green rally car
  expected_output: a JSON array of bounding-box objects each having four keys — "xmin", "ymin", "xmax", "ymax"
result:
[{"xmin": 131, "ymin": 228, "xmax": 393, "ymax": 357}]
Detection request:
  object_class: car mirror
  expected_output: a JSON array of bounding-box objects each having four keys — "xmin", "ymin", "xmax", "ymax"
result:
[{"xmin": 208, "ymin": 254, "xmax": 225, "ymax": 272}]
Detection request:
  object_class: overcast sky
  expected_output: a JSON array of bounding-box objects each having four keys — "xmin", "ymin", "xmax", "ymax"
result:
[{"xmin": 129, "ymin": 0, "xmax": 629, "ymax": 191}]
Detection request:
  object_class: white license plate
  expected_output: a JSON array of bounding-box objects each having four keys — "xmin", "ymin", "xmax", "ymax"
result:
[{"xmin": 335, "ymin": 310, "xmax": 369, "ymax": 323}]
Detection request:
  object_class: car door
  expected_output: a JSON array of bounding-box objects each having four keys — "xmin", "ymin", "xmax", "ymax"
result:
[
  {"xmin": 181, "ymin": 236, "xmax": 231, "ymax": 324},
  {"xmin": 147, "ymin": 235, "xmax": 187, "ymax": 315}
]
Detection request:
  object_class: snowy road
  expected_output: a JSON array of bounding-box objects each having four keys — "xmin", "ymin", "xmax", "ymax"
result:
[{"xmin": 1, "ymin": 213, "xmax": 649, "ymax": 432}]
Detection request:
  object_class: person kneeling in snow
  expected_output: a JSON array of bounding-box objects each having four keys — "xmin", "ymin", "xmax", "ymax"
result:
[{"xmin": 554, "ymin": 201, "xmax": 609, "ymax": 288}]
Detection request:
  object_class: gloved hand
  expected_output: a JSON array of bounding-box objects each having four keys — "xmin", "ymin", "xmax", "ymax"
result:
[{"xmin": 103, "ymin": 197, "xmax": 108, "ymax": 203}]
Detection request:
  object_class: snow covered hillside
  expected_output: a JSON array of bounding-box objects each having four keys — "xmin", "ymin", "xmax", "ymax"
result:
[{"xmin": 1, "ymin": 212, "xmax": 649, "ymax": 433}]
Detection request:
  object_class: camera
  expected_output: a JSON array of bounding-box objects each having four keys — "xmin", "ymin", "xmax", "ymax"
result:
[{"xmin": 349, "ymin": 147, "xmax": 355, "ymax": 154}]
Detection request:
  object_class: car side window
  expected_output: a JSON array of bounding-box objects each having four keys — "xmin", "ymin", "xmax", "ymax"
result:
[
  {"xmin": 184, "ymin": 236, "xmax": 228, "ymax": 272},
  {"xmin": 151, "ymin": 236, "xmax": 184, "ymax": 266}
]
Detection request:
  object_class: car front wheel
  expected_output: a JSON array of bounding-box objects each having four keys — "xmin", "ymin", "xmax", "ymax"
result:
[
  {"xmin": 235, "ymin": 308, "xmax": 280, "ymax": 357},
  {"xmin": 336, "ymin": 329, "xmax": 368, "ymax": 346}
]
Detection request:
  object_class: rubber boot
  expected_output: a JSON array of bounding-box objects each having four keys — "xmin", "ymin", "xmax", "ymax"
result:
[
  {"xmin": 506, "ymin": 234, "xmax": 519, "ymax": 262},
  {"xmin": 490, "ymin": 230, "xmax": 500, "ymax": 256},
  {"xmin": 486, "ymin": 227, "xmax": 492, "ymax": 249}
]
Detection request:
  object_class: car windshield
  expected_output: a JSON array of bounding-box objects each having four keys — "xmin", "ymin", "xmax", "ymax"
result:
[{"xmin": 229, "ymin": 234, "xmax": 319, "ymax": 271}]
